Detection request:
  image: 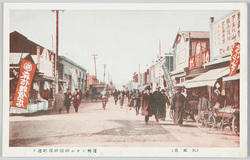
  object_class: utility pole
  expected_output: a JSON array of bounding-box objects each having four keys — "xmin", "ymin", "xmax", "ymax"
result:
[
  {"xmin": 103, "ymin": 64, "xmax": 106, "ymax": 84},
  {"xmin": 108, "ymin": 72, "xmax": 109, "ymax": 84},
  {"xmin": 91, "ymin": 54, "xmax": 98, "ymax": 84},
  {"xmin": 159, "ymin": 39, "xmax": 162, "ymax": 87}
]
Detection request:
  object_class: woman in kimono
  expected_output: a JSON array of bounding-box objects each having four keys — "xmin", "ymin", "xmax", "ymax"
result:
[
  {"xmin": 72, "ymin": 89, "xmax": 80, "ymax": 112},
  {"xmin": 118, "ymin": 92, "xmax": 124, "ymax": 108}
]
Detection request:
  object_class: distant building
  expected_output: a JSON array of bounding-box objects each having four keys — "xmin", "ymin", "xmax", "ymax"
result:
[{"xmin": 58, "ymin": 56, "xmax": 87, "ymax": 94}]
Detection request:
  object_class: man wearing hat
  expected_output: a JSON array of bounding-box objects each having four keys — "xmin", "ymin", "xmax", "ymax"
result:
[
  {"xmin": 64, "ymin": 88, "xmax": 72, "ymax": 113},
  {"xmin": 151, "ymin": 86, "xmax": 164, "ymax": 122},
  {"xmin": 171, "ymin": 87, "xmax": 189, "ymax": 126}
]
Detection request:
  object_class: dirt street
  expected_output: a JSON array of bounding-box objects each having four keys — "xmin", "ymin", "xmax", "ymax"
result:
[{"xmin": 9, "ymin": 98, "xmax": 240, "ymax": 147}]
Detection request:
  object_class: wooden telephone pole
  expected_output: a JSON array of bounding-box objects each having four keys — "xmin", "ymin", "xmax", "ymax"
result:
[{"xmin": 91, "ymin": 54, "xmax": 98, "ymax": 84}]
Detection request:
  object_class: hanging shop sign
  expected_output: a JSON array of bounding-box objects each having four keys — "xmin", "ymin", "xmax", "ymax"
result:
[
  {"xmin": 188, "ymin": 56, "xmax": 196, "ymax": 70},
  {"xmin": 212, "ymin": 11, "xmax": 240, "ymax": 57},
  {"xmin": 229, "ymin": 42, "xmax": 240, "ymax": 76},
  {"xmin": 12, "ymin": 59, "xmax": 37, "ymax": 109},
  {"xmin": 202, "ymin": 50, "xmax": 210, "ymax": 65},
  {"xmin": 195, "ymin": 41, "xmax": 203, "ymax": 68}
]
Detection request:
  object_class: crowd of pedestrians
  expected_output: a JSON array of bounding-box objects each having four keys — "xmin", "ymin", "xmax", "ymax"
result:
[{"xmin": 55, "ymin": 86, "xmax": 189, "ymax": 127}]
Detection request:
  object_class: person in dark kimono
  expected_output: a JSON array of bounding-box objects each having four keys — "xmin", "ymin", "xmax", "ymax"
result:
[
  {"xmin": 151, "ymin": 86, "xmax": 164, "ymax": 122},
  {"xmin": 160, "ymin": 89, "xmax": 171, "ymax": 120},
  {"xmin": 72, "ymin": 89, "xmax": 80, "ymax": 112},
  {"xmin": 171, "ymin": 88, "xmax": 189, "ymax": 126},
  {"xmin": 64, "ymin": 88, "xmax": 72, "ymax": 113},
  {"xmin": 113, "ymin": 89, "xmax": 119, "ymax": 105},
  {"xmin": 141, "ymin": 87, "xmax": 152, "ymax": 124},
  {"xmin": 132, "ymin": 89, "xmax": 141, "ymax": 115},
  {"xmin": 118, "ymin": 92, "xmax": 124, "ymax": 108}
]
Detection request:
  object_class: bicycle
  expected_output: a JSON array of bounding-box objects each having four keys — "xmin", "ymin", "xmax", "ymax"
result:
[
  {"xmin": 102, "ymin": 97, "xmax": 108, "ymax": 110},
  {"xmin": 196, "ymin": 107, "xmax": 239, "ymax": 135}
]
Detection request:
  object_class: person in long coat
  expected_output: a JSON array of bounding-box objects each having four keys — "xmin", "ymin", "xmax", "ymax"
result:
[
  {"xmin": 64, "ymin": 88, "xmax": 72, "ymax": 113},
  {"xmin": 132, "ymin": 89, "xmax": 141, "ymax": 115},
  {"xmin": 141, "ymin": 87, "xmax": 152, "ymax": 124},
  {"xmin": 128, "ymin": 90, "xmax": 134, "ymax": 110},
  {"xmin": 113, "ymin": 89, "xmax": 119, "ymax": 105},
  {"xmin": 55, "ymin": 89, "xmax": 64, "ymax": 114},
  {"xmin": 118, "ymin": 92, "xmax": 124, "ymax": 108},
  {"xmin": 171, "ymin": 88, "xmax": 189, "ymax": 126},
  {"xmin": 72, "ymin": 89, "xmax": 80, "ymax": 112},
  {"xmin": 151, "ymin": 86, "xmax": 164, "ymax": 122},
  {"xmin": 160, "ymin": 89, "xmax": 171, "ymax": 120}
]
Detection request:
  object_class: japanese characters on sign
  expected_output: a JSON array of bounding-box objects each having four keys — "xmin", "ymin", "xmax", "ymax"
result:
[
  {"xmin": 188, "ymin": 56, "xmax": 195, "ymax": 70},
  {"xmin": 212, "ymin": 11, "xmax": 240, "ymax": 57},
  {"xmin": 12, "ymin": 59, "xmax": 37, "ymax": 109},
  {"xmin": 202, "ymin": 50, "xmax": 210, "ymax": 65},
  {"xmin": 195, "ymin": 41, "xmax": 203, "ymax": 68},
  {"xmin": 229, "ymin": 42, "xmax": 240, "ymax": 76}
]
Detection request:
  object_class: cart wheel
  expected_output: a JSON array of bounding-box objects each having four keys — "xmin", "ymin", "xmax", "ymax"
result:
[
  {"xmin": 232, "ymin": 115, "xmax": 239, "ymax": 136},
  {"xmin": 196, "ymin": 112, "xmax": 216, "ymax": 131}
]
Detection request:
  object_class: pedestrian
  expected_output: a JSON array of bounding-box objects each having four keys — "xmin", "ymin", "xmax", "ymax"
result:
[
  {"xmin": 151, "ymin": 86, "xmax": 164, "ymax": 122},
  {"xmin": 132, "ymin": 89, "xmax": 141, "ymax": 115},
  {"xmin": 55, "ymin": 89, "xmax": 64, "ymax": 114},
  {"xmin": 160, "ymin": 89, "xmax": 171, "ymax": 121},
  {"xmin": 118, "ymin": 92, "xmax": 124, "ymax": 108},
  {"xmin": 64, "ymin": 88, "xmax": 72, "ymax": 113},
  {"xmin": 113, "ymin": 89, "xmax": 119, "ymax": 105},
  {"xmin": 171, "ymin": 88, "xmax": 189, "ymax": 126},
  {"xmin": 79, "ymin": 89, "xmax": 82, "ymax": 101},
  {"xmin": 141, "ymin": 86, "xmax": 152, "ymax": 124},
  {"xmin": 72, "ymin": 88, "xmax": 80, "ymax": 112},
  {"xmin": 128, "ymin": 90, "xmax": 134, "ymax": 110},
  {"xmin": 86, "ymin": 89, "xmax": 89, "ymax": 99}
]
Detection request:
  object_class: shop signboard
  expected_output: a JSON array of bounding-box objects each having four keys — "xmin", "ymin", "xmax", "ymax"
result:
[
  {"xmin": 212, "ymin": 11, "xmax": 240, "ymax": 58},
  {"xmin": 12, "ymin": 59, "xmax": 37, "ymax": 109},
  {"xmin": 229, "ymin": 42, "xmax": 240, "ymax": 76},
  {"xmin": 189, "ymin": 56, "xmax": 195, "ymax": 70},
  {"xmin": 195, "ymin": 41, "xmax": 203, "ymax": 68},
  {"xmin": 202, "ymin": 50, "xmax": 210, "ymax": 65}
]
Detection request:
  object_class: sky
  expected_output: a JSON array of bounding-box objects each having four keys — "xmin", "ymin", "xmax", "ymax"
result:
[{"xmin": 10, "ymin": 9, "xmax": 233, "ymax": 89}]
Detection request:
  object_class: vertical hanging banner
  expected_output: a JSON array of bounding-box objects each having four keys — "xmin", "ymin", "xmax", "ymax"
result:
[
  {"xmin": 195, "ymin": 41, "xmax": 202, "ymax": 68},
  {"xmin": 202, "ymin": 50, "xmax": 210, "ymax": 65},
  {"xmin": 12, "ymin": 59, "xmax": 37, "ymax": 109},
  {"xmin": 189, "ymin": 56, "xmax": 196, "ymax": 70},
  {"xmin": 229, "ymin": 42, "xmax": 240, "ymax": 76}
]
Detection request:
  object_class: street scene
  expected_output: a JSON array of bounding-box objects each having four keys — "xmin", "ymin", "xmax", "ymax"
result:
[
  {"xmin": 9, "ymin": 98, "xmax": 239, "ymax": 147},
  {"xmin": 7, "ymin": 6, "xmax": 242, "ymax": 150}
]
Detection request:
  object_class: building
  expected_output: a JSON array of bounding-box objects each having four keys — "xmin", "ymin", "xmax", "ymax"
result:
[
  {"xmin": 58, "ymin": 56, "xmax": 87, "ymax": 95},
  {"xmin": 173, "ymin": 11, "xmax": 240, "ymax": 108},
  {"xmin": 10, "ymin": 31, "xmax": 56, "ymax": 111},
  {"xmin": 171, "ymin": 30, "xmax": 210, "ymax": 85}
]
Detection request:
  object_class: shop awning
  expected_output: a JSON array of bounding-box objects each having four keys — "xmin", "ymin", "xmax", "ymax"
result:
[
  {"xmin": 42, "ymin": 75, "xmax": 55, "ymax": 81},
  {"xmin": 183, "ymin": 67, "xmax": 230, "ymax": 88},
  {"xmin": 223, "ymin": 73, "xmax": 240, "ymax": 81}
]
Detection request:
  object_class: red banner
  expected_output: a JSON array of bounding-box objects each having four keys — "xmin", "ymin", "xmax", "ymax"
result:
[
  {"xmin": 12, "ymin": 59, "xmax": 37, "ymax": 109},
  {"xmin": 202, "ymin": 50, "xmax": 210, "ymax": 65},
  {"xmin": 229, "ymin": 42, "xmax": 240, "ymax": 76},
  {"xmin": 189, "ymin": 56, "xmax": 196, "ymax": 70},
  {"xmin": 195, "ymin": 41, "xmax": 202, "ymax": 68}
]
